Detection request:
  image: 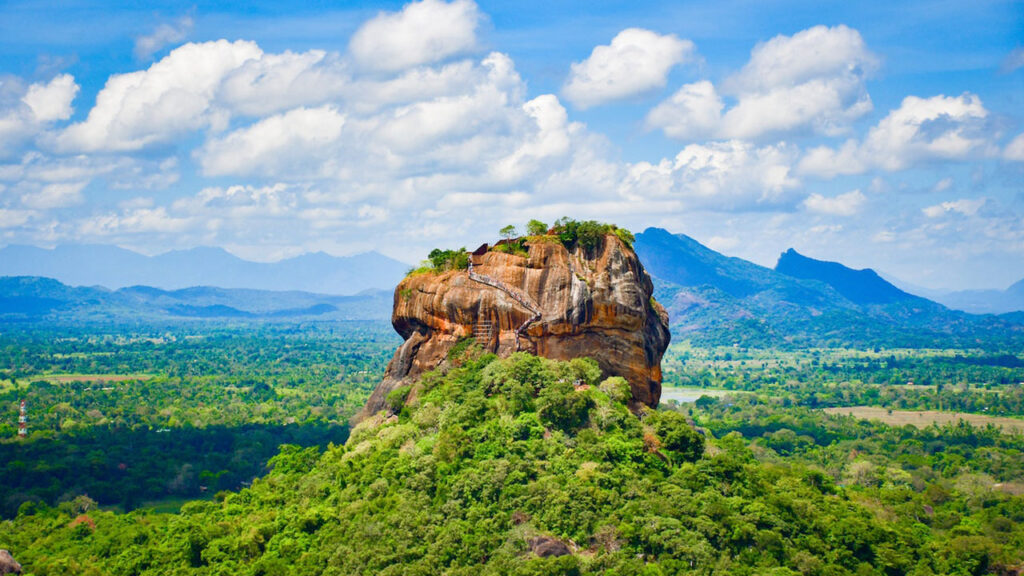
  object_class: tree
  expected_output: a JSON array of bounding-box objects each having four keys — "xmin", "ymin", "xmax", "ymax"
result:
[
  {"xmin": 651, "ymin": 411, "xmax": 705, "ymax": 462},
  {"xmin": 569, "ymin": 357, "xmax": 602, "ymax": 386},
  {"xmin": 428, "ymin": 248, "xmax": 448, "ymax": 269},
  {"xmin": 575, "ymin": 220, "xmax": 607, "ymax": 249},
  {"xmin": 500, "ymin": 224, "xmax": 518, "ymax": 243},
  {"xmin": 427, "ymin": 248, "xmax": 468, "ymax": 270},
  {"xmin": 552, "ymin": 217, "xmax": 578, "ymax": 245},
  {"xmin": 526, "ymin": 219, "xmax": 548, "ymax": 236},
  {"xmin": 537, "ymin": 379, "xmax": 592, "ymax": 432}
]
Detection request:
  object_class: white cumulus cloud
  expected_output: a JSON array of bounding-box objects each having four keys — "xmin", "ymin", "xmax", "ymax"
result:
[
  {"xmin": 800, "ymin": 93, "xmax": 990, "ymax": 178},
  {"xmin": 198, "ymin": 106, "xmax": 346, "ymax": 177},
  {"xmin": 173, "ymin": 183, "xmax": 297, "ymax": 219},
  {"xmin": 345, "ymin": 52, "xmax": 531, "ymax": 177},
  {"xmin": 193, "ymin": 51, "xmax": 586, "ymax": 196},
  {"xmin": 563, "ymin": 28, "xmax": 695, "ymax": 109},
  {"xmin": 802, "ymin": 189, "xmax": 866, "ymax": 216},
  {"xmin": 22, "ymin": 181, "xmax": 88, "ymax": 209},
  {"xmin": 343, "ymin": 60, "xmax": 487, "ymax": 114},
  {"xmin": 728, "ymin": 25, "xmax": 876, "ymax": 93},
  {"xmin": 648, "ymin": 25, "xmax": 877, "ymax": 140},
  {"xmin": 79, "ymin": 206, "xmax": 190, "ymax": 237},
  {"xmin": 219, "ymin": 50, "xmax": 349, "ymax": 117},
  {"xmin": 59, "ymin": 40, "xmax": 263, "ymax": 152},
  {"xmin": 645, "ymin": 80, "xmax": 723, "ymax": 140},
  {"xmin": 922, "ymin": 198, "xmax": 986, "ymax": 218},
  {"xmin": 0, "ymin": 74, "xmax": 79, "ymax": 156},
  {"xmin": 623, "ymin": 140, "xmax": 801, "ymax": 210},
  {"xmin": 22, "ymin": 74, "xmax": 79, "ymax": 122},
  {"xmin": 489, "ymin": 94, "xmax": 573, "ymax": 183},
  {"xmin": 348, "ymin": 0, "xmax": 481, "ymax": 73},
  {"xmin": 0, "ymin": 208, "xmax": 33, "ymax": 228}
]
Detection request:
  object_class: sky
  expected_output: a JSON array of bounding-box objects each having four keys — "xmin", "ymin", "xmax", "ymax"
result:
[{"xmin": 0, "ymin": 0, "xmax": 1022, "ymax": 291}]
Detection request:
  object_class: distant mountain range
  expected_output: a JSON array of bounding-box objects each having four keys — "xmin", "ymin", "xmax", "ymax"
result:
[
  {"xmin": 633, "ymin": 228, "xmax": 1022, "ymax": 348},
  {"xmin": 0, "ymin": 276, "xmax": 392, "ymax": 323},
  {"xmin": 928, "ymin": 280, "xmax": 1024, "ymax": 315},
  {"xmin": 2, "ymin": 232, "xmax": 1022, "ymax": 348},
  {"xmin": 0, "ymin": 244, "xmax": 410, "ymax": 295}
]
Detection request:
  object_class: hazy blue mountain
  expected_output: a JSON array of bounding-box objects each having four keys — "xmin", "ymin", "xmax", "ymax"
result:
[
  {"xmin": 633, "ymin": 227, "xmax": 1021, "ymax": 349},
  {"xmin": 774, "ymin": 248, "xmax": 919, "ymax": 305},
  {"xmin": 0, "ymin": 244, "xmax": 410, "ymax": 294},
  {"xmin": 876, "ymin": 272, "xmax": 952, "ymax": 301},
  {"xmin": 634, "ymin": 228, "xmax": 840, "ymax": 303},
  {"xmin": 931, "ymin": 278, "xmax": 1024, "ymax": 314},
  {"xmin": 0, "ymin": 276, "xmax": 392, "ymax": 322}
]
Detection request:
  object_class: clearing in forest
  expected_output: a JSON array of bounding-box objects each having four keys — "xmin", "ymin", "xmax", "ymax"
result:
[
  {"xmin": 41, "ymin": 374, "xmax": 153, "ymax": 384},
  {"xmin": 824, "ymin": 406, "xmax": 1024, "ymax": 433}
]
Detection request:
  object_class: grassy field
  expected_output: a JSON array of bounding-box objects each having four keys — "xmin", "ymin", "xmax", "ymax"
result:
[
  {"xmin": 661, "ymin": 387, "xmax": 740, "ymax": 403},
  {"xmin": 824, "ymin": 406, "xmax": 1024, "ymax": 433}
]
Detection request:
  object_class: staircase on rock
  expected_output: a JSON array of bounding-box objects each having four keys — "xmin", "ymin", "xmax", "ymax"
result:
[{"xmin": 468, "ymin": 258, "xmax": 542, "ymax": 350}]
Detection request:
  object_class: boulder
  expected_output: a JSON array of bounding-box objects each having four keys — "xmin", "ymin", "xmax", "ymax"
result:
[
  {"xmin": 361, "ymin": 234, "xmax": 670, "ymax": 418},
  {"xmin": 529, "ymin": 536, "xmax": 572, "ymax": 558},
  {"xmin": 0, "ymin": 550, "xmax": 21, "ymax": 575}
]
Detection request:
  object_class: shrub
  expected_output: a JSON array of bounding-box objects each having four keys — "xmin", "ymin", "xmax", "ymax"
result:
[
  {"xmin": 614, "ymin": 227, "xmax": 635, "ymax": 247},
  {"xmin": 428, "ymin": 248, "xmax": 469, "ymax": 271},
  {"xmin": 385, "ymin": 385, "xmax": 412, "ymax": 413},
  {"xmin": 492, "ymin": 241, "xmax": 528, "ymax": 257}
]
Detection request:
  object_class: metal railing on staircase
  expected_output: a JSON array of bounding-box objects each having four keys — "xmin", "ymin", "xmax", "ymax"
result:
[{"xmin": 468, "ymin": 258, "xmax": 542, "ymax": 350}]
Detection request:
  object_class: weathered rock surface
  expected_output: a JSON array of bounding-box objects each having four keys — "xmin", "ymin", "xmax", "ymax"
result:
[
  {"xmin": 0, "ymin": 550, "xmax": 22, "ymax": 575},
  {"xmin": 529, "ymin": 536, "xmax": 572, "ymax": 558},
  {"xmin": 360, "ymin": 234, "xmax": 670, "ymax": 418}
]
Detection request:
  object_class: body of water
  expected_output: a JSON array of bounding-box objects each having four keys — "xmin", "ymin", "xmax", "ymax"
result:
[{"xmin": 660, "ymin": 387, "xmax": 733, "ymax": 404}]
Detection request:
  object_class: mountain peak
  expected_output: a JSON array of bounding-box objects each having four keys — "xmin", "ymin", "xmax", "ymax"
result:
[
  {"xmin": 1008, "ymin": 277, "xmax": 1024, "ymax": 296},
  {"xmin": 635, "ymin": 228, "xmax": 777, "ymax": 298},
  {"xmin": 775, "ymin": 248, "xmax": 915, "ymax": 306}
]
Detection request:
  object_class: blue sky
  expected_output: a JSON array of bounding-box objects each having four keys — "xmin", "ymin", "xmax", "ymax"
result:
[{"xmin": 0, "ymin": 0, "xmax": 1022, "ymax": 291}]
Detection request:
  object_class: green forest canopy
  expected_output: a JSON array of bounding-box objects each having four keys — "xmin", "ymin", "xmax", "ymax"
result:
[{"xmin": 3, "ymin": 346, "xmax": 1021, "ymax": 575}]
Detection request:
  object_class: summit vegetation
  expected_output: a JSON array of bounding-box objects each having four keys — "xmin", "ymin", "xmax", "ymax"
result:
[{"xmin": 408, "ymin": 218, "xmax": 636, "ymax": 276}]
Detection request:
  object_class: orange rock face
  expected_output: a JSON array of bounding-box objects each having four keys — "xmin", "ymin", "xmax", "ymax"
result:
[{"xmin": 360, "ymin": 234, "xmax": 670, "ymax": 418}]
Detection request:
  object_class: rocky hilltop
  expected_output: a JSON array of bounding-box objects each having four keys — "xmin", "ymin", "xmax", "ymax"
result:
[{"xmin": 361, "ymin": 232, "xmax": 670, "ymax": 417}]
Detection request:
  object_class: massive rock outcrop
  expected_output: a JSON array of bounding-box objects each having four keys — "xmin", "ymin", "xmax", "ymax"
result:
[{"xmin": 360, "ymin": 234, "xmax": 670, "ymax": 418}]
